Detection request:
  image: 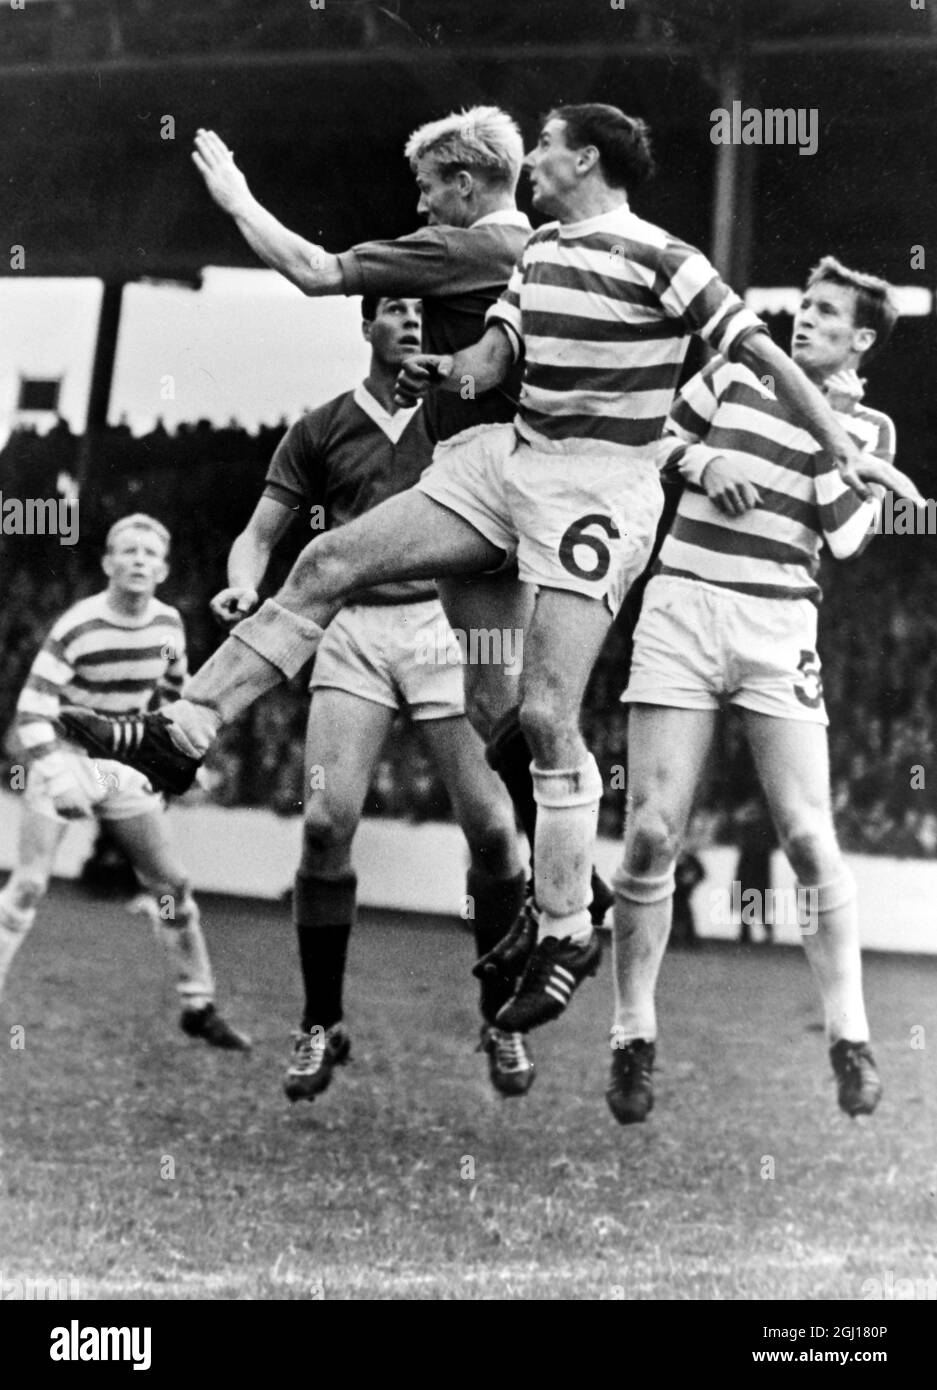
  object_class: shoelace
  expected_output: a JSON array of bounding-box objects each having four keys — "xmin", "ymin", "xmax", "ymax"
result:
[
  {"xmin": 291, "ymin": 1030, "xmax": 327, "ymax": 1074},
  {"xmin": 494, "ymin": 1030, "xmax": 529, "ymax": 1072}
]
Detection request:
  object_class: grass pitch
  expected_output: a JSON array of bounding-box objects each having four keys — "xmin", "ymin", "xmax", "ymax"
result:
[{"xmin": 1, "ymin": 884, "xmax": 934, "ymax": 1300}]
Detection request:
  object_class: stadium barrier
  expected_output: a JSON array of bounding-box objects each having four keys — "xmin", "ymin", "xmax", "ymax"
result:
[{"xmin": 0, "ymin": 792, "xmax": 932, "ymax": 954}]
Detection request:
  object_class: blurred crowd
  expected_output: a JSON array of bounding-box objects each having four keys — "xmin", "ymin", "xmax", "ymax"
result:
[{"xmin": 2, "ymin": 419, "xmax": 936, "ymax": 857}]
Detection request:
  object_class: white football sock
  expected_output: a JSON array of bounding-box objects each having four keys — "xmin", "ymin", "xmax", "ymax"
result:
[
  {"xmin": 799, "ymin": 874, "xmax": 869, "ymax": 1043},
  {"xmin": 139, "ymin": 893, "xmax": 215, "ymax": 1010},
  {"xmin": 0, "ymin": 886, "xmax": 37, "ymax": 999},
  {"xmin": 532, "ymin": 757, "xmax": 602, "ymax": 946},
  {"xmin": 611, "ymin": 866, "xmax": 676, "ymax": 1042}
]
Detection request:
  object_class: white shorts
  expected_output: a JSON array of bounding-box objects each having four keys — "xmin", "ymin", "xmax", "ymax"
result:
[
  {"xmin": 623, "ymin": 575, "xmax": 828, "ymax": 724},
  {"xmin": 310, "ymin": 598, "xmax": 465, "ymax": 721},
  {"xmin": 416, "ymin": 423, "xmax": 664, "ymax": 615},
  {"xmin": 26, "ymin": 747, "xmax": 162, "ymax": 822}
]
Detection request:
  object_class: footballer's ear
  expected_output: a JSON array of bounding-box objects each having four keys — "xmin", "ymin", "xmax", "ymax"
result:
[
  {"xmin": 576, "ymin": 144, "xmax": 601, "ymax": 176},
  {"xmin": 854, "ymin": 325, "xmax": 876, "ymax": 358}
]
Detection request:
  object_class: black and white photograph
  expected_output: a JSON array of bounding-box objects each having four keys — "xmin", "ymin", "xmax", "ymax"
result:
[{"xmin": 1, "ymin": 0, "xmax": 934, "ymax": 1329}]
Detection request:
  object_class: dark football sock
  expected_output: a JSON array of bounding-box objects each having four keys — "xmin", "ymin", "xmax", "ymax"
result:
[
  {"xmin": 293, "ymin": 872, "xmax": 356, "ymax": 1032},
  {"xmin": 467, "ymin": 866, "xmax": 527, "ymax": 1023},
  {"xmin": 485, "ymin": 708, "xmax": 538, "ymax": 847}
]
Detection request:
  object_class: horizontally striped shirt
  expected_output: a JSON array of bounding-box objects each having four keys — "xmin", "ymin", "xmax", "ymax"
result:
[
  {"xmin": 486, "ymin": 203, "xmax": 767, "ymax": 455},
  {"xmin": 14, "ymin": 591, "xmax": 187, "ymax": 760},
  {"xmin": 656, "ymin": 357, "xmax": 895, "ymax": 602}
]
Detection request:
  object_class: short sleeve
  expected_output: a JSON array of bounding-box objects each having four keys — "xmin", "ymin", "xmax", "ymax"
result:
[
  {"xmin": 655, "ymin": 238, "xmax": 767, "ymax": 360},
  {"xmin": 336, "ymin": 228, "xmax": 455, "ymax": 298},
  {"xmin": 264, "ymin": 418, "xmax": 325, "ymax": 510}
]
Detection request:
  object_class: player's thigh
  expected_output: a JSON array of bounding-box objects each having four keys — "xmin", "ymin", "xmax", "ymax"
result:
[
  {"xmin": 282, "ymin": 491, "xmax": 503, "ymax": 607},
  {"xmin": 520, "ymin": 588, "xmax": 612, "ymax": 737},
  {"xmin": 741, "ymin": 709, "xmax": 837, "ymax": 851},
  {"xmin": 108, "ymin": 809, "xmax": 186, "ymax": 890},
  {"xmin": 623, "ymin": 705, "xmax": 717, "ymax": 865},
  {"xmin": 303, "ymin": 687, "xmax": 396, "ymax": 838},
  {"xmin": 14, "ymin": 804, "xmax": 67, "ymax": 882},
  {"xmin": 437, "ymin": 571, "xmax": 534, "ymax": 734}
]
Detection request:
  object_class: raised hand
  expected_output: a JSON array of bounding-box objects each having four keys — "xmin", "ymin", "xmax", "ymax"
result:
[
  {"xmin": 192, "ymin": 129, "xmax": 252, "ymax": 216},
  {"xmin": 824, "ymin": 367, "xmax": 866, "ymax": 414}
]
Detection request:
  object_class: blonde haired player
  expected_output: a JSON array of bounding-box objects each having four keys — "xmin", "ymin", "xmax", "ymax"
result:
[
  {"xmin": 0, "ymin": 514, "xmax": 249, "ymax": 1050},
  {"xmin": 62, "ymin": 109, "xmax": 920, "ymax": 1042}
]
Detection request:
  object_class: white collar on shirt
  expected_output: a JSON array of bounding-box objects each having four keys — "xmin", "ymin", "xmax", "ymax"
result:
[
  {"xmin": 353, "ymin": 382, "xmax": 420, "ymax": 444},
  {"xmin": 558, "ymin": 201, "xmax": 633, "ymax": 238},
  {"xmin": 471, "ymin": 209, "xmax": 532, "ymax": 230}
]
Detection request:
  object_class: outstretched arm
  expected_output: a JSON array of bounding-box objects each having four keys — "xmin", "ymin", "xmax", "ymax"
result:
[{"xmin": 192, "ymin": 129, "xmax": 343, "ymax": 295}]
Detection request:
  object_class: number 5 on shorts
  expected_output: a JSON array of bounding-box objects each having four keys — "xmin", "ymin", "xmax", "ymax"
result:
[
  {"xmin": 794, "ymin": 649, "xmax": 824, "ymax": 709},
  {"xmin": 558, "ymin": 514, "xmax": 621, "ymax": 582}
]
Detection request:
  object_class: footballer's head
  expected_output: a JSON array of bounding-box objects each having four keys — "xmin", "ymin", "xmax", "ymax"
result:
[
  {"xmin": 792, "ymin": 256, "xmax": 899, "ymax": 380},
  {"xmin": 405, "ymin": 106, "xmax": 523, "ymax": 227},
  {"xmin": 361, "ymin": 296, "xmax": 423, "ymax": 370},
  {"xmin": 525, "ymin": 104, "xmax": 654, "ymax": 217},
  {"xmin": 102, "ymin": 514, "xmax": 170, "ymax": 597}
]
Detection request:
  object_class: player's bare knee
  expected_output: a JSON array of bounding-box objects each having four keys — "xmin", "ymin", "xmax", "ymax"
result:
[
  {"xmin": 518, "ymin": 695, "xmax": 573, "ymax": 763},
  {"xmin": 782, "ymin": 827, "xmax": 839, "ymax": 884},
  {"xmin": 462, "ymin": 816, "xmax": 517, "ymax": 879},
  {"xmin": 301, "ymin": 806, "xmax": 356, "ymax": 863},
  {"xmin": 149, "ymin": 874, "xmax": 191, "ymax": 904},
  {"xmin": 11, "ymin": 870, "xmax": 48, "ymax": 910},
  {"xmin": 625, "ymin": 810, "xmax": 681, "ymax": 878},
  {"xmin": 283, "ymin": 534, "xmax": 357, "ymax": 608}
]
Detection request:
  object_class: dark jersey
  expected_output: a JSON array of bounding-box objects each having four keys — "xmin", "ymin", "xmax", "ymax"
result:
[
  {"xmin": 264, "ymin": 386, "xmax": 436, "ymax": 605},
  {"xmin": 336, "ymin": 216, "xmax": 531, "ymax": 442}
]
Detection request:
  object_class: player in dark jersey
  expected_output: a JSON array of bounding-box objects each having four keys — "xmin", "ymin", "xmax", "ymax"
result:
[
  {"xmin": 62, "ymin": 106, "xmax": 611, "ymax": 939},
  {"xmin": 62, "ymin": 108, "xmax": 919, "ymax": 1046},
  {"xmin": 210, "ymin": 296, "xmax": 529, "ymax": 1098},
  {"xmin": 187, "ymin": 108, "xmax": 612, "ymax": 929}
]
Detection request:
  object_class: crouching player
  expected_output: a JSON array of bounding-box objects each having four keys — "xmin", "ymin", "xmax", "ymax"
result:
[
  {"xmin": 210, "ymin": 296, "xmax": 529, "ymax": 1101},
  {"xmin": 0, "ymin": 515, "xmax": 249, "ymax": 1050},
  {"xmin": 608, "ymin": 257, "xmax": 911, "ymax": 1123}
]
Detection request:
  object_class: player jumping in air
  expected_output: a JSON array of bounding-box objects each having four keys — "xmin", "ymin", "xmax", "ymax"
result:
[
  {"xmin": 606, "ymin": 257, "xmax": 902, "ymax": 1124},
  {"xmin": 187, "ymin": 108, "xmax": 613, "ymax": 933},
  {"xmin": 212, "ymin": 296, "xmax": 529, "ymax": 1098},
  {"xmin": 0, "ymin": 515, "xmax": 249, "ymax": 1050},
  {"xmin": 60, "ymin": 108, "xmax": 920, "ymax": 1042}
]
